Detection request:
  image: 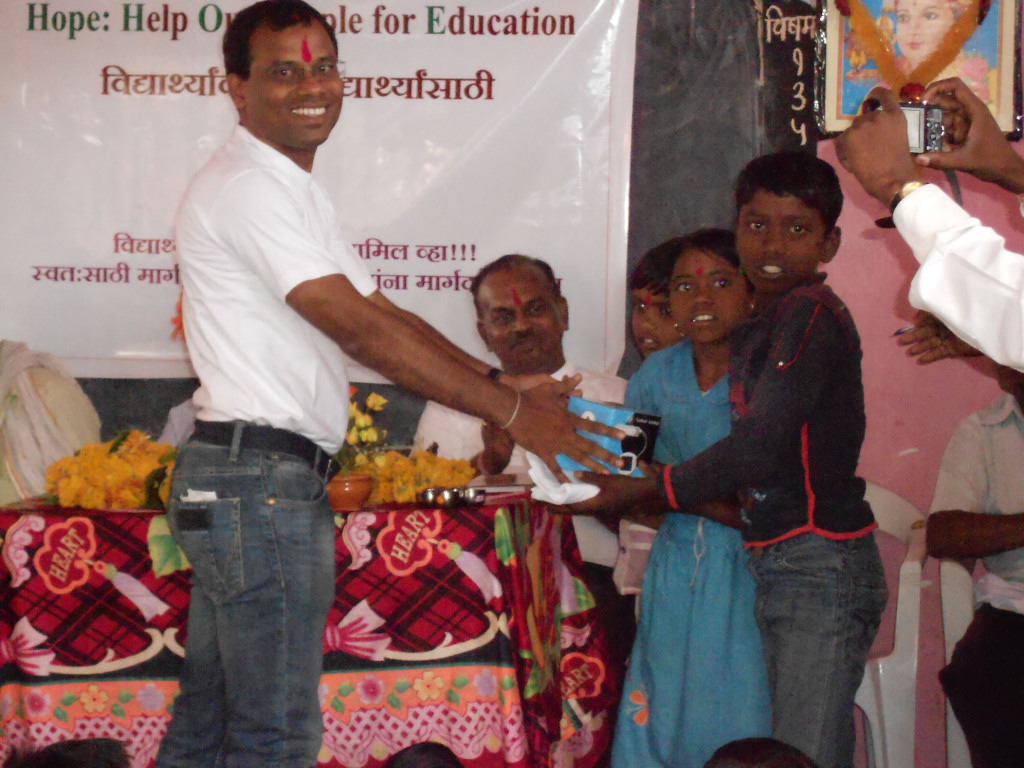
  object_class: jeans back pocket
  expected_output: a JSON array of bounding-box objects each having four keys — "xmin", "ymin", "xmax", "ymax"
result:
[{"xmin": 168, "ymin": 497, "xmax": 244, "ymax": 603}]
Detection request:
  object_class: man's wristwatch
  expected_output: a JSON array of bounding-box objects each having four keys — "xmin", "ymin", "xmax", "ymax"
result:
[
  {"xmin": 889, "ymin": 181, "xmax": 927, "ymax": 213},
  {"xmin": 486, "ymin": 367, "xmax": 502, "ymax": 381}
]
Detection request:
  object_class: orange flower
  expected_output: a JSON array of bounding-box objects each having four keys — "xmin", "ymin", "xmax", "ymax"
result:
[{"xmin": 45, "ymin": 430, "xmax": 176, "ymax": 510}]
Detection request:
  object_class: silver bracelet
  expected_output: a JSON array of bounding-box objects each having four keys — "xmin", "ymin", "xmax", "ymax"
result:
[{"xmin": 499, "ymin": 389, "xmax": 522, "ymax": 430}]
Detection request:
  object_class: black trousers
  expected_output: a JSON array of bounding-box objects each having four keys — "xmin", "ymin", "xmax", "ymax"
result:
[{"xmin": 939, "ymin": 603, "xmax": 1024, "ymax": 768}]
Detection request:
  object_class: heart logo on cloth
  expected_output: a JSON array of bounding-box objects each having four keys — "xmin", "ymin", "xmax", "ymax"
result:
[
  {"xmin": 34, "ymin": 516, "xmax": 97, "ymax": 595},
  {"xmin": 838, "ymin": 0, "xmax": 983, "ymax": 95}
]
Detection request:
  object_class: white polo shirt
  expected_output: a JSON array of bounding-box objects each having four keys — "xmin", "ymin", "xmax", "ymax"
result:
[{"xmin": 175, "ymin": 126, "xmax": 377, "ymax": 454}]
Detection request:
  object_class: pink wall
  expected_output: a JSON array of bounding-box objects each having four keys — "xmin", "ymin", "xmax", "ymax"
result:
[{"xmin": 818, "ymin": 140, "xmax": 1024, "ymax": 767}]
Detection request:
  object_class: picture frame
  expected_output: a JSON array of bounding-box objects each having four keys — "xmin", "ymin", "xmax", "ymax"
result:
[{"xmin": 818, "ymin": 0, "xmax": 1021, "ymax": 136}]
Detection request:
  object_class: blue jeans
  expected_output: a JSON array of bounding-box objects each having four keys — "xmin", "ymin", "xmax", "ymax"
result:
[
  {"xmin": 747, "ymin": 533, "xmax": 888, "ymax": 768},
  {"xmin": 155, "ymin": 440, "xmax": 335, "ymax": 768}
]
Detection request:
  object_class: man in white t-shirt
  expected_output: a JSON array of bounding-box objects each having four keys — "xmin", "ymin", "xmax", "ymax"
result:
[
  {"xmin": 159, "ymin": 5, "xmax": 621, "ymax": 768},
  {"xmin": 927, "ymin": 363, "xmax": 1024, "ymax": 768},
  {"xmin": 414, "ymin": 254, "xmax": 634, "ymax": 667}
]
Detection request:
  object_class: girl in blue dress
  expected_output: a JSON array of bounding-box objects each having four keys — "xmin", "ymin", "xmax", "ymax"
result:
[{"xmin": 611, "ymin": 229, "xmax": 771, "ymax": 768}]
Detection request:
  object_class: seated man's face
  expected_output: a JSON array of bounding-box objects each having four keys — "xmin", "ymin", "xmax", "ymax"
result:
[{"xmin": 475, "ymin": 265, "xmax": 569, "ymax": 376}]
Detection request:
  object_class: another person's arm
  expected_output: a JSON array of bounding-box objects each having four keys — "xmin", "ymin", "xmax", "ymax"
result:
[
  {"xmin": 895, "ymin": 310, "xmax": 981, "ymax": 364},
  {"xmin": 926, "ymin": 406, "xmax": 1024, "ymax": 560},
  {"xmin": 928, "ymin": 510, "xmax": 1024, "ymax": 559},
  {"xmin": 287, "ymin": 274, "xmax": 621, "ymax": 477},
  {"xmin": 835, "ymin": 86, "xmax": 1024, "ymax": 371},
  {"xmin": 476, "ymin": 421, "xmax": 515, "ymax": 475},
  {"xmin": 917, "ymin": 77, "xmax": 1024, "ymax": 193}
]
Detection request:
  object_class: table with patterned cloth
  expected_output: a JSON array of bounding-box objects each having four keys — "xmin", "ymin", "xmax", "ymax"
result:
[{"xmin": 0, "ymin": 494, "xmax": 619, "ymax": 767}]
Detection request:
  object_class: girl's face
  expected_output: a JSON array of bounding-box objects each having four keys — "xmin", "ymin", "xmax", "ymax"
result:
[
  {"xmin": 895, "ymin": 0, "xmax": 957, "ymax": 69},
  {"xmin": 668, "ymin": 248, "xmax": 752, "ymax": 345},
  {"xmin": 630, "ymin": 287, "xmax": 678, "ymax": 358}
]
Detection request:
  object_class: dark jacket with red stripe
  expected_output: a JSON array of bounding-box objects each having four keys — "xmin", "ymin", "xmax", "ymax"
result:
[{"xmin": 658, "ymin": 277, "xmax": 877, "ymax": 545}]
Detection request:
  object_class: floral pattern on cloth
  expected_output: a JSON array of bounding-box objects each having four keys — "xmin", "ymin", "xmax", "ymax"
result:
[{"xmin": 1, "ymin": 497, "xmax": 618, "ymax": 768}]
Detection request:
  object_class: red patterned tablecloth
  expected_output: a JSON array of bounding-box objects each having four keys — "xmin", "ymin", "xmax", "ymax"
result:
[{"xmin": 0, "ymin": 495, "xmax": 618, "ymax": 767}]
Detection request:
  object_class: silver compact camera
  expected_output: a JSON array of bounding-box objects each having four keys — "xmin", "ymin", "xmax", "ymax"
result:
[{"xmin": 900, "ymin": 102, "xmax": 944, "ymax": 153}]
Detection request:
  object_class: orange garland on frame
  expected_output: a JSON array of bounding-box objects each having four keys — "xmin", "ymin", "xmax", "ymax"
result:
[{"xmin": 841, "ymin": 0, "xmax": 982, "ymax": 93}]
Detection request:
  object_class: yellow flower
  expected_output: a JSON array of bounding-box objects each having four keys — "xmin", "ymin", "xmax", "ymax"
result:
[
  {"xmin": 355, "ymin": 412, "xmax": 373, "ymax": 429},
  {"xmin": 359, "ymin": 427, "xmax": 379, "ymax": 444},
  {"xmin": 412, "ymin": 671, "xmax": 445, "ymax": 701},
  {"xmin": 365, "ymin": 393, "xmax": 388, "ymax": 411},
  {"xmin": 44, "ymin": 431, "xmax": 175, "ymax": 510},
  {"xmin": 80, "ymin": 685, "xmax": 109, "ymax": 713},
  {"xmin": 346, "ymin": 427, "xmax": 360, "ymax": 446}
]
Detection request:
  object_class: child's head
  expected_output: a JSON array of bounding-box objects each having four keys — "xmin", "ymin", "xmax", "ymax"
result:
[
  {"xmin": 734, "ymin": 152, "xmax": 843, "ymax": 301},
  {"xmin": 704, "ymin": 737, "xmax": 820, "ymax": 768},
  {"xmin": 385, "ymin": 742, "xmax": 465, "ymax": 768},
  {"xmin": 667, "ymin": 228, "xmax": 752, "ymax": 347},
  {"xmin": 629, "ymin": 239, "xmax": 684, "ymax": 357},
  {"xmin": 3, "ymin": 739, "xmax": 129, "ymax": 768}
]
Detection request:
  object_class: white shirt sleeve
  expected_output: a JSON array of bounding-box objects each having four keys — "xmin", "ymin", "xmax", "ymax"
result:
[
  {"xmin": 929, "ymin": 413, "xmax": 987, "ymax": 515},
  {"xmin": 895, "ymin": 184, "xmax": 1024, "ymax": 371}
]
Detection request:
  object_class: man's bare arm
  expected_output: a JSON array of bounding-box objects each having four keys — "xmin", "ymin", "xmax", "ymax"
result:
[
  {"xmin": 927, "ymin": 510, "xmax": 1024, "ymax": 558},
  {"xmin": 286, "ymin": 274, "xmax": 622, "ymax": 476},
  {"xmin": 367, "ymin": 291, "xmax": 495, "ymax": 379}
]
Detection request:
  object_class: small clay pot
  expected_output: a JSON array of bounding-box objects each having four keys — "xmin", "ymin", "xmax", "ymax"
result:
[{"xmin": 327, "ymin": 474, "xmax": 374, "ymax": 511}]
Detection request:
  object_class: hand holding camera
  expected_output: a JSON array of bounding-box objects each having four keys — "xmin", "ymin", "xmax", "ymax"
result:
[
  {"xmin": 917, "ymin": 77, "xmax": 1024, "ymax": 194},
  {"xmin": 834, "ymin": 86, "xmax": 923, "ymax": 208}
]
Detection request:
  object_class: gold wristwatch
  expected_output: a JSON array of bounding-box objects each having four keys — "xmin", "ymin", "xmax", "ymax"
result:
[{"xmin": 889, "ymin": 181, "xmax": 926, "ymax": 213}]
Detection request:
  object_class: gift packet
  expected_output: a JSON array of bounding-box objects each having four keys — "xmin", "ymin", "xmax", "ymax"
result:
[{"xmin": 556, "ymin": 397, "xmax": 661, "ymax": 478}]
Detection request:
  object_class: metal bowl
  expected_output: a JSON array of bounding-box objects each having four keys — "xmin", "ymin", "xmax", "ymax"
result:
[
  {"xmin": 417, "ymin": 486, "xmax": 485, "ymax": 508},
  {"xmin": 417, "ymin": 487, "xmax": 462, "ymax": 508},
  {"xmin": 458, "ymin": 487, "xmax": 485, "ymax": 506}
]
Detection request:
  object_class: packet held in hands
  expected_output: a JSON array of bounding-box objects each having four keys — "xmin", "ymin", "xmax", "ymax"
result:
[{"xmin": 557, "ymin": 397, "xmax": 661, "ymax": 478}]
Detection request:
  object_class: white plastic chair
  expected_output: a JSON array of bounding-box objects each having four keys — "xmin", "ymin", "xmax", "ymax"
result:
[
  {"xmin": 939, "ymin": 558, "xmax": 975, "ymax": 768},
  {"xmin": 855, "ymin": 482, "xmax": 928, "ymax": 768}
]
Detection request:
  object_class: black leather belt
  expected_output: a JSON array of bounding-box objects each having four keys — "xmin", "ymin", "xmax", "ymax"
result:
[{"xmin": 192, "ymin": 420, "xmax": 338, "ymax": 480}]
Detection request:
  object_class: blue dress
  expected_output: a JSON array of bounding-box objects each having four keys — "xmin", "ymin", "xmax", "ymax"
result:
[{"xmin": 610, "ymin": 342, "xmax": 771, "ymax": 768}]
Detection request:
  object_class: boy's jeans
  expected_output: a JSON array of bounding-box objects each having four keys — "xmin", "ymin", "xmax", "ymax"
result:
[
  {"xmin": 155, "ymin": 440, "xmax": 335, "ymax": 768},
  {"xmin": 748, "ymin": 532, "xmax": 888, "ymax": 768}
]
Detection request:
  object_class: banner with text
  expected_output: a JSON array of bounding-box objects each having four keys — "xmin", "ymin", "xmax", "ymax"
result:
[{"xmin": 1, "ymin": 0, "xmax": 637, "ymax": 380}]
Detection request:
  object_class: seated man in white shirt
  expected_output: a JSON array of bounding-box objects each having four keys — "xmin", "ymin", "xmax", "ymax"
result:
[
  {"xmin": 927, "ymin": 363, "xmax": 1024, "ymax": 768},
  {"xmin": 414, "ymin": 253, "xmax": 634, "ymax": 666}
]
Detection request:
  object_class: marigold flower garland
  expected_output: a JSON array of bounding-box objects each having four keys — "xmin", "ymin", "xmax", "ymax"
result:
[
  {"xmin": 839, "ymin": 0, "xmax": 983, "ymax": 94},
  {"xmin": 45, "ymin": 430, "xmax": 176, "ymax": 510},
  {"xmin": 335, "ymin": 387, "xmax": 477, "ymax": 504}
]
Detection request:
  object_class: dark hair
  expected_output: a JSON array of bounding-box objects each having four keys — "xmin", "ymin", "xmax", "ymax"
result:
[
  {"xmin": 634, "ymin": 229, "xmax": 741, "ymax": 295},
  {"xmin": 470, "ymin": 254, "xmax": 561, "ymax": 314},
  {"xmin": 704, "ymin": 737, "xmax": 820, "ymax": 768},
  {"xmin": 629, "ymin": 240, "xmax": 680, "ymax": 294},
  {"xmin": 3, "ymin": 739, "xmax": 129, "ymax": 768},
  {"xmin": 385, "ymin": 742, "xmax": 465, "ymax": 768},
  {"xmin": 734, "ymin": 151, "xmax": 843, "ymax": 231},
  {"xmin": 223, "ymin": 0, "xmax": 338, "ymax": 79}
]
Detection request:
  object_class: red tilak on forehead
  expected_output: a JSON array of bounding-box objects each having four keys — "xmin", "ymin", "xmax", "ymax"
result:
[
  {"xmin": 642, "ymin": 291, "xmax": 656, "ymax": 305},
  {"xmin": 695, "ymin": 265, "xmax": 704, "ymax": 277},
  {"xmin": 301, "ymin": 38, "xmax": 312, "ymax": 63},
  {"xmin": 511, "ymin": 287, "xmax": 523, "ymax": 307}
]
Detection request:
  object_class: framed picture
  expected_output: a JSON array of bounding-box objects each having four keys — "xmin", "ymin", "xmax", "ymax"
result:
[{"xmin": 818, "ymin": 0, "xmax": 1021, "ymax": 135}]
